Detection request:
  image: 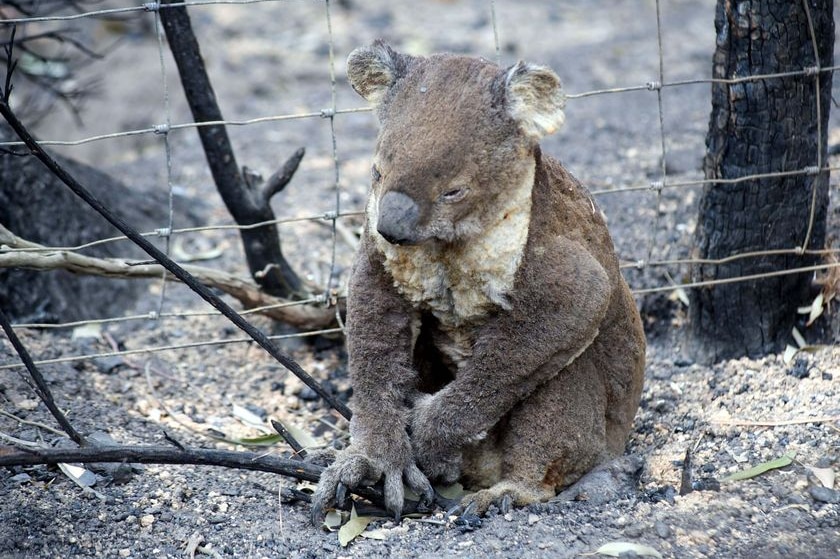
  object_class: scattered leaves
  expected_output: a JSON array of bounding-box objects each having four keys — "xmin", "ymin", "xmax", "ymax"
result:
[
  {"xmin": 594, "ymin": 541, "xmax": 662, "ymax": 558},
  {"xmin": 338, "ymin": 505, "xmax": 371, "ymax": 547},
  {"xmin": 721, "ymin": 452, "xmax": 796, "ymax": 482}
]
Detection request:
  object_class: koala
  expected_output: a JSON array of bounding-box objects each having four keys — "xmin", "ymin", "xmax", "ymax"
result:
[{"xmin": 312, "ymin": 41, "xmax": 646, "ymax": 521}]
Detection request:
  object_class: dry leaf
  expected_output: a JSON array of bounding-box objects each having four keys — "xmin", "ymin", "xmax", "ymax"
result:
[
  {"xmin": 595, "ymin": 541, "xmax": 662, "ymax": 558},
  {"xmin": 792, "ymin": 327, "xmax": 807, "ymax": 349},
  {"xmin": 338, "ymin": 505, "xmax": 371, "ymax": 547},
  {"xmin": 783, "ymin": 345, "xmax": 799, "ymax": 365},
  {"xmin": 71, "ymin": 323, "xmax": 102, "ymax": 339},
  {"xmin": 805, "ymin": 465, "xmax": 836, "ymax": 489},
  {"xmin": 360, "ymin": 527, "xmax": 389, "ymax": 541}
]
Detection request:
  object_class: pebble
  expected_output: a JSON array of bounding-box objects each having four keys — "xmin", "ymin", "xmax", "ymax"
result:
[
  {"xmin": 139, "ymin": 514, "xmax": 155, "ymax": 528},
  {"xmin": 654, "ymin": 520, "xmax": 671, "ymax": 539},
  {"xmin": 623, "ymin": 522, "xmax": 645, "ymax": 537},
  {"xmin": 118, "ymin": 549, "xmax": 130, "ymax": 558},
  {"xmin": 809, "ymin": 485, "xmax": 840, "ymax": 504},
  {"xmin": 9, "ymin": 473, "xmax": 31, "ymax": 484},
  {"xmin": 527, "ymin": 513, "xmax": 540, "ymax": 525}
]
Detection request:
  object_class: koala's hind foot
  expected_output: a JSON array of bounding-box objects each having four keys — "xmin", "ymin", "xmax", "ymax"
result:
[
  {"xmin": 551, "ymin": 454, "xmax": 644, "ymax": 506},
  {"xmin": 460, "ymin": 480, "xmax": 556, "ymax": 515}
]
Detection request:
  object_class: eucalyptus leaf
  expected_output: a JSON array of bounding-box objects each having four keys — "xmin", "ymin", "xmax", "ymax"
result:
[
  {"xmin": 721, "ymin": 452, "xmax": 796, "ymax": 482},
  {"xmin": 338, "ymin": 506, "xmax": 371, "ymax": 547},
  {"xmin": 595, "ymin": 541, "xmax": 662, "ymax": 558}
]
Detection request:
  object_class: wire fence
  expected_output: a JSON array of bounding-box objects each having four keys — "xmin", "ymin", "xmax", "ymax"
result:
[{"xmin": 0, "ymin": 0, "xmax": 837, "ymax": 371}]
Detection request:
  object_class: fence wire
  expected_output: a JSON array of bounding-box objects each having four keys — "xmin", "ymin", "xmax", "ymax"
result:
[{"xmin": 0, "ymin": 0, "xmax": 837, "ymax": 370}]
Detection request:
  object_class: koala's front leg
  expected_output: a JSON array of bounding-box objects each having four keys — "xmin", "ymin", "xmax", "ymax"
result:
[
  {"xmin": 311, "ymin": 243, "xmax": 432, "ymax": 522},
  {"xmin": 411, "ymin": 239, "xmax": 613, "ymax": 478}
]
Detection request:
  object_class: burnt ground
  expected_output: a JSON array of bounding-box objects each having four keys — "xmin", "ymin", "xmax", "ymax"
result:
[{"xmin": 1, "ymin": 0, "xmax": 839, "ymax": 557}]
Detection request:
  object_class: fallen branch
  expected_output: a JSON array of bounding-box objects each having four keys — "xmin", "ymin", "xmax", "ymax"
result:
[
  {"xmin": 710, "ymin": 415, "xmax": 840, "ymax": 427},
  {"xmin": 0, "ymin": 444, "xmax": 322, "ymax": 480},
  {"xmin": 0, "ymin": 224, "xmax": 340, "ymax": 330},
  {"xmin": 0, "ymin": 443, "xmax": 432, "ymax": 517}
]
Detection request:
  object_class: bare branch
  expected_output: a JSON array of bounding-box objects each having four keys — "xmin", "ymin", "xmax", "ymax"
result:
[
  {"xmin": 0, "ymin": 307, "xmax": 87, "ymax": 447},
  {"xmin": 263, "ymin": 147, "xmax": 306, "ymax": 202},
  {"xmin": 0, "ymin": 224, "xmax": 340, "ymax": 330}
]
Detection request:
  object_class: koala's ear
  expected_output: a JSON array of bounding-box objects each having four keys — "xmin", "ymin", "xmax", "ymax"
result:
[
  {"xmin": 504, "ymin": 61, "xmax": 566, "ymax": 140},
  {"xmin": 347, "ymin": 41, "xmax": 411, "ymax": 106}
]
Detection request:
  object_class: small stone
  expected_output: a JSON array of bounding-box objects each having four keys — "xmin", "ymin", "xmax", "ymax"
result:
[
  {"xmin": 503, "ymin": 512, "xmax": 514, "ymax": 522},
  {"xmin": 297, "ymin": 386, "xmax": 319, "ymax": 401},
  {"xmin": 139, "ymin": 514, "xmax": 155, "ymax": 527},
  {"xmin": 673, "ymin": 357, "xmax": 694, "ymax": 367},
  {"xmin": 9, "ymin": 473, "xmax": 31, "ymax": 484},
  {"xmin": 822, "ymin": 371, "xmax": 833, "ymax": 381},
  {"xmin": 527, "ymin": 513, "xmax": 540, "ymax": 525},
  {"xmin": 809, "ymin": 485, "xmax": 840, "ymax": 504},
  {"xmin": 118, "ymin": 549, "xmax": 131, "ymax": 558},
  {"xmin": 624, "ymin": 522, "xmax": 645, "ymax": 538},
  {"xmin": 654, "ymin": 520, "xmax": 671, "ymax": 539}
]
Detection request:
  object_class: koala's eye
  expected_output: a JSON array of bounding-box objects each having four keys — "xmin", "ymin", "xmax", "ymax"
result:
[
  {"xmin": 440, "ymin": 188, "xmax": 467, "ymax": 203},
  {"xmin": 371, "ymin": 165, "xmax": 382, "ymax": 183}
]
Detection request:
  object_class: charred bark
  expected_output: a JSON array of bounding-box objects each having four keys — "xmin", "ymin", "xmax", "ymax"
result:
[
  {"xmin": 159, "ymin": 1, "xmax": 305, "ymax": 298},
  {"xmin": 690, "ymin": 0, "xmax": 834, "ymax": 363}
]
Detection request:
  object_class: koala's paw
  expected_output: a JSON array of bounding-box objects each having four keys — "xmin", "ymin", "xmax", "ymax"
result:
[
  {"xmin": 310, "ymin": 446, "xmax": 433, "ymax": 525},
  {"xmin": 459, "ymin": 480, "xmax": 555, "ymax": 516},
  {"xmin": 411, "ymin": 395, "xmax": 463, "ymax": 484},
  {"xmin": 303, "ymin": 447, "xmax": 338, "ymax": 468}
]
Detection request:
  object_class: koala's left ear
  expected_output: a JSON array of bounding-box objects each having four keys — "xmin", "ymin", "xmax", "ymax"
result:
[{"xmin": 504, "ymin": 61, "xmax": 566, "ymax": 140}]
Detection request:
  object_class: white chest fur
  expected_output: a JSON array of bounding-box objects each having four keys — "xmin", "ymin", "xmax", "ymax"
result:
[{"xmin": 369, "ymin": 168, "xmax": 534, "ymax": 334}]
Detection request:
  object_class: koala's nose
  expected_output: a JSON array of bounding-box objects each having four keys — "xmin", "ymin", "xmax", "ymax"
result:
[{"xmin": 377, "ymin": 191, "xmax": 420, "ymax": 245}]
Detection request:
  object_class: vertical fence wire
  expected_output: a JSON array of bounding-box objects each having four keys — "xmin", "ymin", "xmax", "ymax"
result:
[{"xmin": 152, "ymin": 4, "xmax": 176, "ymax": 322}]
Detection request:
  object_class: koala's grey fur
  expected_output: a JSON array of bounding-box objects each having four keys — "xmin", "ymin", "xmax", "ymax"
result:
[{"xmin": 312, "ymin": 41, "xmax": 646, "ymax": 520}]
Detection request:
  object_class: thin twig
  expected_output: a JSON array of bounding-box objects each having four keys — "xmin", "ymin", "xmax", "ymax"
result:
[
  {"xmin": 270, "ymin": 419, "xmax": 307, "ymax": 458},
  {"xmin": 711, "ymin": 415, "xmax": 840, "ymax": 427},
  {"xmin": 0, "ymin": 307, "xmax": 87, "ymax": 446}
]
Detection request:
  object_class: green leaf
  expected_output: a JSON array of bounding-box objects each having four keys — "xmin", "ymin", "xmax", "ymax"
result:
[
  {"xmin": 595, "ymin": 541, "xmax": 662, "ymax": 558},
  {"xmin": 435, "ymin": 482, "xmax": 467, "ymax": 500},
  {"xmin": 721, "ymin": 452, "xmax": 797, "ymax": 482},
  {"xmin": 338, "ymin": 505, "xmax": 371, "ymax": 547},
  {"xmin": 235, "ymin": 433, "xmax": 282, "ymax": 446}
]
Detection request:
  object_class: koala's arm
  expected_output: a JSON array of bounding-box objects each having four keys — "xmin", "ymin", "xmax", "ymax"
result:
[
  {"xmin": 312, "ymin": 237, "xmax": 432, "ymax": 521},
  {"xmin": 412, "ymin": 237, "xmax": 612, "ymax": 468}
]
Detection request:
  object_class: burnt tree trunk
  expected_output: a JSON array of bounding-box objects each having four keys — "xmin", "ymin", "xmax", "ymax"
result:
[
  {"xmin": 690, "ymin": 0, "xmax": 834, "ymax": 363},
  {"xmin": 159, "ymin": 1, "xmax": 305, "ymax": 299}
]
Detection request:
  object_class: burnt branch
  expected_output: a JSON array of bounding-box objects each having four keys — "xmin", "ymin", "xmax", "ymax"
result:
[
  {"xmin": 271, "ymin": 419, "xmax": 307, "ymax": 458},
  {"xmin": 0, "ymin": 224, "xmax": 340, "ymax": 330},
  {"xmin": 0, "ymin": 308, "xmax": 87, "ymax": 447},
  {"xmin": 263, "ymin": 147, "xmax": 306, "ymax": 202},
  {"xmin": 158, "ymin": 0, "xmax": 305, "ymax": 299},
  {"xmin": 0, "ymin": 93, "xmax": 352, "ymax": 421},
  {"xmin": 0, "ymin": 443, "xmax": 434, "ymax": 518}
]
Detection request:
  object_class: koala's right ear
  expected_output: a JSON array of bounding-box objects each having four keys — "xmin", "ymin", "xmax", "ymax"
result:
[{"xmin": 347, "ymin": 41, "xmax": 411, "ymax": 106}]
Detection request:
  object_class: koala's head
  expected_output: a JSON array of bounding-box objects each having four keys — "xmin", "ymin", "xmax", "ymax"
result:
[{"xmin": 347, "ymin": 41, "xmax": 566, "ymax": 246}]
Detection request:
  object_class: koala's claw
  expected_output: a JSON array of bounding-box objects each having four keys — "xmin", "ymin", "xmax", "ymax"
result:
[
  {"xmin": 335, "ymin": 482, "xmax": 348, "ymax": 507},
  {"xmin": 500, "ymin": 493, "xmax": 513, "ymax": 515},
  {"xmin": 448, "ymin": 501, "xmax": 482, "ymax": 532}
]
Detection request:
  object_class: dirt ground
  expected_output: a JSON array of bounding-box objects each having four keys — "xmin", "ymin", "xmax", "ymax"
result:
[{"xmin": 1, "ymin": 0, "xmax": 839, "ymax": 557}]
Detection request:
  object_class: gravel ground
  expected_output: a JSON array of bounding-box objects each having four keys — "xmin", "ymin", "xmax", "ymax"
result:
[{"xmin": 1, "ymin": 1, "xmax": 839, "ymax": 558}]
